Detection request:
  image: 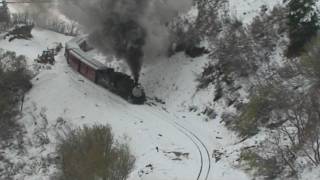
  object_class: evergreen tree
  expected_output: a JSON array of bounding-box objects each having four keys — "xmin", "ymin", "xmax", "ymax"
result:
[
  {"xmin": 287, "ymin": 0, "xmax": 319, "ymax": 57},
  {"xmin": 0, "ymin": 0, "xmax": 10, "ymax": 24}
]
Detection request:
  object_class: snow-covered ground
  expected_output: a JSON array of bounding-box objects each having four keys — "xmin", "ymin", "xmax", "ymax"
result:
[
  {"xmin": 0, "ymin": 28, "xmax": 249, "ymax": 180},
  {"xmin": 4, "ymin": 0, "xmax": 319, "ymax": 180}
]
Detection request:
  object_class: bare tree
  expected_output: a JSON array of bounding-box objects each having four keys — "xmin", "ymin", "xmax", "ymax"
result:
[{"xmin": 56, "ymin": 125, "xmax": 135, "ymax": 180}]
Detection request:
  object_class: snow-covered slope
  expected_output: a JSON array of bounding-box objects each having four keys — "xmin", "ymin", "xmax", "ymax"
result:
[
  {"xmin": 0, "ymin": 28, "xmax": 249, "ymax": 180},
  {"xmin": 4, "ymin": 0, "xmax": 312, "ymax": 180}
]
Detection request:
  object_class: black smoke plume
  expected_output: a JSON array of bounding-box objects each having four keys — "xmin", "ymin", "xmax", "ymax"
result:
[
  {"xmin": 90, "ymin": 14, "xmax": 146, "ymax": 82},
  {"xmin": 59, "ymin": 0, "xmax": 192, "ymax": 82}
]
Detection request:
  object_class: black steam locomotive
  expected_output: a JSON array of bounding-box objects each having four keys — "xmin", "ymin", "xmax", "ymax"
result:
[
  {"xmin": 96, "ymin": 68, "xmax": 146, "ymax": 104},
  {"xmin": 65, "ymin": 36, "xmax": 146, "ymax": 104}
]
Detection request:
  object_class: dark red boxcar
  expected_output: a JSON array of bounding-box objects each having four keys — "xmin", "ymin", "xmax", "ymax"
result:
[{"xmin": 65, "ymin": 48, "xmax": 107, "ymax": 83}]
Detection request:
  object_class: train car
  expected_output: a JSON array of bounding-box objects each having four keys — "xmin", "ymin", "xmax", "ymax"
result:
[{"xmin": 65, "ymin": 36, "xmax": 146, "ymax": 104}]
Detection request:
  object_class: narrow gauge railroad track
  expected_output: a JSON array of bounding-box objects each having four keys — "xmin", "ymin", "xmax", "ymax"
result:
[
  {"xmin": 174, "ymin": 122, "xmax": 211, "ymax": 180},
  {"xmin": 147, "ymin": 106, "xmax": 212, "ymax": 180},
  {"xmin": 60, "ymin": 44, "xmax": 211, "ymax": 179}
]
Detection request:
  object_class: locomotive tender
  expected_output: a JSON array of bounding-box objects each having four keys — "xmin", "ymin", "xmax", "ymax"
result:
[{"xmin": 65, "ymin": 36, "xmax": 146, "ymax": 104}]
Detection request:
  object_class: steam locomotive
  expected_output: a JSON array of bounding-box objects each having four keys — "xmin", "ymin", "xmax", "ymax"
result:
[{"xmin": 65, "ymin": 36, "xmax": 146, "ymax": 104}]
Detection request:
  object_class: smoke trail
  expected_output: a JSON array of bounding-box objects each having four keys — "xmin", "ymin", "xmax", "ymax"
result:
[
  {"xmin": 90, "ymin": 15, "xmax": 147, "ymax": 82},
  {"xmin": 60, "ymin": 0, "xmax": 193, "ymax": 82},
  {"xmin": 9, "ymin": 0, "xmax": 56, "ymax": 14},
  {"xmin": 8, "ymin": 0, "xmax": 61, "ymax": 27}
]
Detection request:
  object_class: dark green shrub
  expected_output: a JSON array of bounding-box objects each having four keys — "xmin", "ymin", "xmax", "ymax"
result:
[
  {"xmin": 301, "ymin": 35, "xmax": 320, "ymax": 82},
  {"xmin": 240, "ymin": 149, "xmax": 282, "ymax": 179},
  {"xmin": 286, "ymin": 0, "xmax": 319, "ymax": 58},
  {"xmin": 0, "ymin": 50, "xmax": 32, "ymax": 141},
  {"xmin": 235, "ymin": 96, "xmax": 268, "ymax": 137},
  {"xmin": 233, "ymin": 84, "xmax": 288, "ymax": 137},
  {"xmin": 56, "ymin": 125, "xmax": 135, "ymax": 180}
]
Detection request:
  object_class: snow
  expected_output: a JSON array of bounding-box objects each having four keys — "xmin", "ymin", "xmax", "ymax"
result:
[
  {"xmin": 301, "ymin": 167, "xmax": 320, "ymax": 180},
  {"xmin": 228, "ymin": 0, "xmax": 283, "ymax": 24},
  {"xmin": 0, "ymin": 27, "xmax": 70, "ymax": 62},
  {"xmin": 3, "ymin": 0, "xmax": 316, "ymax": 179},
  {"xmin": 0, "ymin": 28, "xmax": 249, "ymax": 180}
]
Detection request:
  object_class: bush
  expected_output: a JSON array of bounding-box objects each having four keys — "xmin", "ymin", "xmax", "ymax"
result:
[
  {"xmin": 234, "ymin": 93, "xmax": 270, "ymax": 137},
  {"xmin": 286, "ymin": 0, "xmax": 319, "ymax": 58},
  {"xmin": 196, "ymin": 63, "xmax": 217, "ymax": 89},
  {"xmin": 0, "ymin": 0, "xmax": 10, "ymax": 31},
  {"xmin": 0, "ymin": 50, "xmax": 32, "ymax": 141},
  {"xmin": 195, "ymin": 0, "xmax": 226, "ymax": 39},
  {"xmin": 250, "ymin": 5, "xmax": 288, "ymax": 57},
  {"xmin": 56, "ymin": 125, "xmax": 135, "ymax": 180},
  {"xmin": 240, "ymin": 149, "xmax": 283, "ymax": 179},
  {"xmin": 212, "ymin": 20, "xmax": 259, "ymax": 77},
  {"xmin": 233, "ymin": 84, "xmax": 289, "ymax": 137},
  {"xmin": 197, "ymin": 6, "xmax": 287, "ymax": 90},
  {"xmin": 197, "ymin": 18, "xmax": 254, "ymax": 90},
  {"xmin": 236, "ymin": 80, "xmax": 320, "ymax": 177},
  {"xmin": 301, "ymin": 34, "xmax": 320, "ymax": 82},
  {"xmin": 167, "ymin": 0, "xmax": 228, "ymax": 58},
  {"xmin": 168, "ymin": 17, "xmax": 202, "ymax": 57}
]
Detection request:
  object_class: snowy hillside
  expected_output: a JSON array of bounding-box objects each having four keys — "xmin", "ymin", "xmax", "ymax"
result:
[
  {"xmin": 1, "ymin": 0, "xmax": 320, "ymax": 179},
  {"xmin": 0, "ymin": 28, "xmax": 248, "ymax": 180}
]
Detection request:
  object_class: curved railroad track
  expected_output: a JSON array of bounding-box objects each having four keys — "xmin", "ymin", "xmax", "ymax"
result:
[
  {"xmin": 148, "ymin": 106, "xmax": 212, "ymax": 180},
  {"xmin": 69, "ymin": 69, "xmax": 212, "ymax": 179},
  {"xmin": 68, "ymin": 70, "xmax": 212, "ymax": 179},
  {"xmin": 174, "ymin": 121, "xmax": 211, "ymax": 180}
]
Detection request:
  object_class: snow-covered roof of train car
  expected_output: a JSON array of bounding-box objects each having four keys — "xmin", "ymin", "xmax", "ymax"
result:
[
  {"xmin": 65, "ymin": 35, "xmax": 86, "ymax": 49},
  {"xmin": 66, "ymin": 36, "xmax": 108, "ymax": 71}
]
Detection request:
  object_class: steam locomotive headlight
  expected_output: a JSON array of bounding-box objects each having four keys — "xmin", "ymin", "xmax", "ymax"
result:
[{"xmin": 132, "ymin": 86, "xmax": 144, "ymax": 98}]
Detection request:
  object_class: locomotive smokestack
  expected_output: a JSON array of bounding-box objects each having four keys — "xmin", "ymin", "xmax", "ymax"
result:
[{"xmin": 134, "ymin": 76, "xmax": 139, "ymax": 85}]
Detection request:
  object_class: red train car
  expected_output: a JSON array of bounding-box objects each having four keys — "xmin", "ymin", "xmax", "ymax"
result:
[
  {"xmin": 65, "ymin": 37, "xmax": 107, "ymax": 83},
  {"xmin": 67, "ymin": 50, "xmax": 105, "ymax": 82},
  {"xmin": 64, "ymin": 36, "xmax": 146, "ymax": 104}
]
